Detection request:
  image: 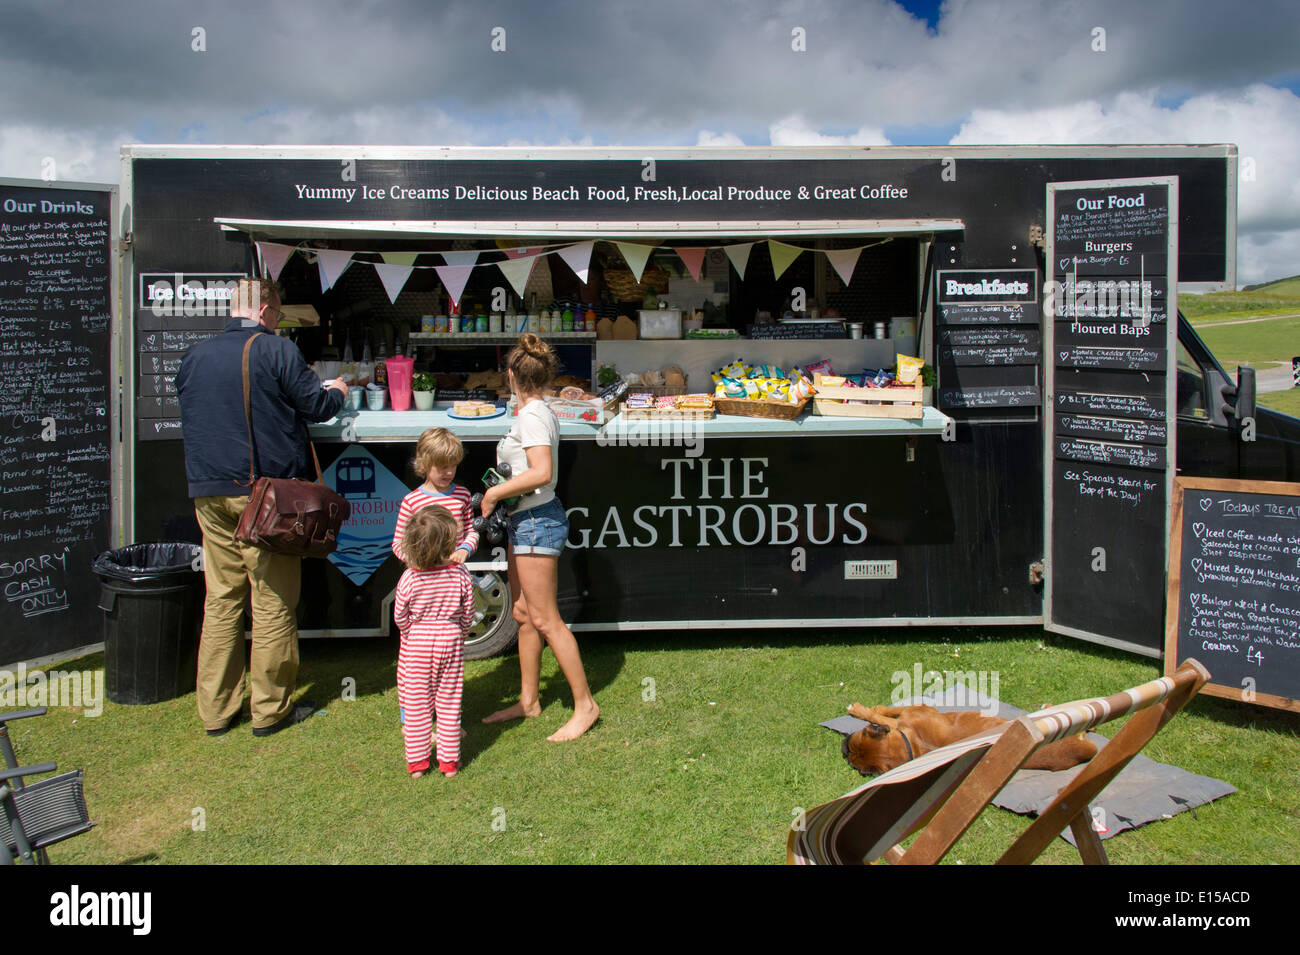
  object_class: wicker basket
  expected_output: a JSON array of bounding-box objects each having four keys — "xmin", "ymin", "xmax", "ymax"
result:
[{"xmin": 713, "ymin": 397, "xmax": 809, "ymax": 420}]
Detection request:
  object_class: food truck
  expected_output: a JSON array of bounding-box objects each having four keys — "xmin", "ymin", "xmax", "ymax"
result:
[{"xmin": 102, "ymin": 143, "xmax": 1288, "ymax": 665}]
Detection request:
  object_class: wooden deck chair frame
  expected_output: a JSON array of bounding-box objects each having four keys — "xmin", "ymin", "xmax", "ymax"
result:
[{"xmin": 788, "ymin": 659, "xmax": 1210, "ymax": 865}]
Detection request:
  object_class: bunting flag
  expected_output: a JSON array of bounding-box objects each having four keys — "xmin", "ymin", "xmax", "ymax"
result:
[
  {"xmin": 825, "ymin": 247, "xmax": 864, "ymax": 286},
  {"xmin": 257, "ymin": 242, "xmax": 296, "ymax": 281},
  {"xmin": 676, "ymin": 247, "xmax": 706, "ymax": 282},
  {"xmin": 615, "ymin": 242, "xmax": 655, "ymax": 282},
  {"xmin": 316, "ymin": 250, "xmax": 356, "ymax": 292},
  {"xmin": 381, "ymin": 251, "xmax": 420, "ymax": 267},
  {"xmin": 434, "ymin": 264, "xmax": 475, "ymax": 309},
  {"xmin": 724, "ymin": 242, "xmax": 754, "ymax": 279},
  {"xmin": 495, "ymin": 255, "xmax": 537, "ymax": 300},
  {"xmin": 768, "ymin": 240, "xmax": 804, "ymax": 280},
  {"xmin": 555, "ymin": 241, "xmax": 595, "ymax": 284},
  {"xmin": 440, "ymin": 250, "xmax": 479, "ymax": 267},
  {"xmin": 373, "ymin": 263, "xmax": 414, "ymax": 303}
]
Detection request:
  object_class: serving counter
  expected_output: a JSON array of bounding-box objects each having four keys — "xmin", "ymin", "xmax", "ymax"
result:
[{"xmin": 307, "ymin": 405, "xmax": 953, "ymax": 441}]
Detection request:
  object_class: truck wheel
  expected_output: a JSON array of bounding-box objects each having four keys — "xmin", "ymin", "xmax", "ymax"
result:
[{"xmin": 465, "ymin": 570, "xmax": 518, "ymax": 659}]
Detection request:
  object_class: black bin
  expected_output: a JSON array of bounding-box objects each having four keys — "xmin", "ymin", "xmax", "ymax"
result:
[{"xmin": 93, "ymin": 543, "xmax": 205, "ymax": 705}]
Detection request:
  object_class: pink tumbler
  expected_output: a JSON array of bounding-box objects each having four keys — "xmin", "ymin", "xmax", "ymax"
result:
[{"xmin": 386, "ymin": 355, "xmax": 414, "ymax": 411}]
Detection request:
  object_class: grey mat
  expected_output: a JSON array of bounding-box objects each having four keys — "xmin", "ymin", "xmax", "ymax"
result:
[{"xmin": 822, "ymin": 690, "xmax": 1236, "ymax": 845}]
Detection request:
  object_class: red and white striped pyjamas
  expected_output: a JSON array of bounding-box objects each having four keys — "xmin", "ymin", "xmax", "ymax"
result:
[{"xmin": 394, "ymin": 563, "xmax": 476, "ymax": 774}]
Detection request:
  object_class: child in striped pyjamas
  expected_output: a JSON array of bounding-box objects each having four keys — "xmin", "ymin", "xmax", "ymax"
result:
[
  {"xmin": 392, "ymin": 427, "xmax": 479, "ymax": 566},
  {"xmin": 395, "ymin": 506, "xmax": 476, "ymax": 778}
]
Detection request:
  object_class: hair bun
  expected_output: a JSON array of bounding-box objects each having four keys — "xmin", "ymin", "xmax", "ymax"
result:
[{"xmin": 518, "ymin": 332, "xmax": 546, "ymax": 358}]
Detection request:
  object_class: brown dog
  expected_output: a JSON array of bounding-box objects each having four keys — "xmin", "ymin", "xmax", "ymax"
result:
[{"xmin": 842, "ymin": 704, "xmax": 1098, "ymax": 776}]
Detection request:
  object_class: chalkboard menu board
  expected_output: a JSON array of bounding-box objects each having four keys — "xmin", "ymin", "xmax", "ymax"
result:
[
  {"xmin": 935, "ymin": 268, "xmax": 1040, "ymax": 413},
  {"xmin": 0, "ymin": 180, "xmax": 115, "ymax": 664},
  {"xmin": 1167, "ymin": 477, "xmax": 1300, "ymax": 712},
  {"xmin": 136, "ymin": 272, "xmax": 242, "ymax": 440},
  {"xmin": 1046, "ymin": 177, "xmax": 1176, "ymax": 653}
]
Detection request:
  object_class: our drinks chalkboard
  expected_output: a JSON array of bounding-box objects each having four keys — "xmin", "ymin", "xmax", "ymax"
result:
[
  {"xmin": 1167, "ymin": 476, "xmax": 1300, "ymax": 712},
  {"xmin": 0, "ymin": 180, "xmax": 116, "ymax": 665}
]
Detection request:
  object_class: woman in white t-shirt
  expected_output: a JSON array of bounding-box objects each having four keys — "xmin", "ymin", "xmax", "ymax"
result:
[{"xmin": 480, "ymin": 333, "xmax": 599, "ymax": 741}]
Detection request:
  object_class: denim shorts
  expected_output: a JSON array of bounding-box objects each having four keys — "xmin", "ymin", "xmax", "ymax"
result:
[{"xmin": 508, "ymin": 498, "xmax": 568, "ymax": 556}]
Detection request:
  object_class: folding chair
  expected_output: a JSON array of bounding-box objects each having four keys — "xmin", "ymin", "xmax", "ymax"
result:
[
  {"xmin": 788, "ymin": 658, "xmax": 1209, "ymax": 865},
  {"xmin": 0, "ymin": 708, "xmax": 94, "ymax": 864}
]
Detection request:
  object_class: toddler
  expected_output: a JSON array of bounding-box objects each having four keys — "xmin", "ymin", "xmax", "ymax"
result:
[
  {"xmin": 394, "ymin": 506, "xmax": 476, "ymax": 777},
  {"xmin": 393, "ymin": 427, "xmax": 478, "ymax": 564}
]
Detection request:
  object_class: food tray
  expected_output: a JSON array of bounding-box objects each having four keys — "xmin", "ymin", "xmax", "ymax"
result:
[
  {"xmin": 713, "ymin": 397, "xmax": 809, "ymax": 420},
  {"xmin": 620, "ymin": 402, "xmax": 715, "ymax": 421}
]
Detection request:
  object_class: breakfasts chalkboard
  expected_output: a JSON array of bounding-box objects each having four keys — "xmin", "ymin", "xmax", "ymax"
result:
[
  {"xmin": 0, "ymin": 180, "xmax": 115, "ymax": 664},
  {"xmin": 935, "ymin": 268, "xmax": 1041, "ymax": 415},
  {"xmin": 1167, "ymin": 477, "xmax": 1300, "ymax": 712}
]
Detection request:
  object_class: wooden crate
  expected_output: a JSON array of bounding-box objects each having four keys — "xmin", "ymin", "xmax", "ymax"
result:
[{"xmin": 812, "ymin": 374, "xmax": 924, "ymax": 419}]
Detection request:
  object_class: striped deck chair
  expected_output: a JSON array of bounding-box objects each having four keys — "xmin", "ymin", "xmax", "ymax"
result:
[{"xmin": 787, "ymin": 659, "xmax": 1210, "ymax": 865}]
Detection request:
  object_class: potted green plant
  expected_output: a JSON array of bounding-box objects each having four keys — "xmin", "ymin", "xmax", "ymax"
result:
[
  {"xmin": 412, "ymin": 372, "xmax": 436, "ymax": 410},
  {"xmin": 920, "ymin": 365, "xmax": 937, "ymax": 406}
]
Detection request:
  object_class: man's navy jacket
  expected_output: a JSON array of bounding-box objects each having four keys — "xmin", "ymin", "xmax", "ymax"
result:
[{"xmin": 177, "ymin": 319, "xmax": 344, "ymax": 499}]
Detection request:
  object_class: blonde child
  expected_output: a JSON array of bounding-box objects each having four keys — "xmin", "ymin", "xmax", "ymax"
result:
[
  {"xmin": 394, "ymin": 506, "xmax": 476, "ymax": 777},
  {"xmin": 392, "ymin": 427, "xmax": 478, "ymax": 564}
]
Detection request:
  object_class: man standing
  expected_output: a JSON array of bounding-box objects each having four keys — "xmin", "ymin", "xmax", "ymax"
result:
[{"xmin": 177, "ymin": 278, "xmax": 347, "ymax": 737}]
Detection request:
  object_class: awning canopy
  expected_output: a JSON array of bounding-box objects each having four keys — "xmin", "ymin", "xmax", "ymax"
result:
[{"xmin": 214, "ymin": 217, "xmax": 964, "ymax": 241}]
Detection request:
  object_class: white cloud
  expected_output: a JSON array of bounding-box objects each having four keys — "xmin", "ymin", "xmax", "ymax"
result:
[
  {"xmin": 696, "ymin": 130, "xmax": 747, "ymax": 147},
  {"xmin": 952, "ymin": 85, "xmax": 1300, "ymax": 285},
  {"xmin": 767, "ymin": 115, "xmax": 890, "ymax": 146}
]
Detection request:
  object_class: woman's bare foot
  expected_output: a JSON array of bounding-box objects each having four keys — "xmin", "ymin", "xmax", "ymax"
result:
[
  {"xmin": 546, "ymin": 701, "xmax": 600, "ymax": 741},
  {"xmin": 482, "ymin": 700, "xmax": 541, "ymax": 724}
]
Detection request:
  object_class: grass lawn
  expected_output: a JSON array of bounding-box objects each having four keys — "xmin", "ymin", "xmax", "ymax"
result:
[
  {"xmin": 15, "ymin": 628, "xmax": 1300, "ymax": 865},
  {"xmin": 1181, "ymin": 290, "xmax": 1300, "ymax": 323},
  {"xmin": 1189, "ymin": 314, "xmax": 1300, "ymax": 372}
]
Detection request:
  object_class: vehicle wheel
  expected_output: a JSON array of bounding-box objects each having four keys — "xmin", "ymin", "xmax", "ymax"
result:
[{"xmin": 465, "ymin": 570, "xmax": 518, "ymax": 659}]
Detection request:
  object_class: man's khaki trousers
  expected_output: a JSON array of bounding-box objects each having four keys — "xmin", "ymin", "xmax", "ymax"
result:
[{"xmin": 194, "ymin": 495, "xmax": 302, "ymax": 731}]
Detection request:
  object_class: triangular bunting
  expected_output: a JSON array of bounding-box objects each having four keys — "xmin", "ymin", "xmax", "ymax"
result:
[
  {"xmin": 381, "ymin": 252, "xmax": 420, "ymax": 267},
  {"xmin": 768, "ymin": 241, "xmax": 803, "ymax": 280},
  {"xmin": 825, "ymin": 247, "xmax": 863, "ymax": 286},
  {"xmin": 316, "ymin": 250, "xmax": 356, "ymax": 292},
  {"xmin": 496, "ymin": 255, "xmax": 537, "ymax": 300},
  {"xmin": 615, "ymin": 242, "xmax": 655, "ymax": 282},
  {"xmin": 257, "ymin": 242, "xmax": 295, "ymax": 281},
  {"xmin": 676, "ymin": 247, "xmax": 706, "ymax": 282},
  {"xmin": 440, "ymin": 251, "xmax": 479, "ymax": 267},
  {"xmin": 374, "ymin": 263, "xmax": 414, "ymax": 304},
  {"xmin": 724, "ymin": 242, "xmax": 754, "ymax": 279},
  {"xmin": 555, "ymin": 241, "xmax": 595, "ymax": 284},
  {"xmin": 434, "ymin": 265, "xmax": 475, "ymax": 309}
]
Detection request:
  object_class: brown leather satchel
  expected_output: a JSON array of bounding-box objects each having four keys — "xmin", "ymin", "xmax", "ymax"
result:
[{"xmin": 233, "ymin": 334, "xmax": 350, "ymax": 557}]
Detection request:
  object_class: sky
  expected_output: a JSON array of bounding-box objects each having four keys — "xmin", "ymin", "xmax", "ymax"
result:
[{"xmin": 2, "ymin": 0, "xmax": 1297, "ymax": 285}]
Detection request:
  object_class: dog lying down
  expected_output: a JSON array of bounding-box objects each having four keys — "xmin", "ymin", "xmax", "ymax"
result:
[{"xmin": 842, "ymin": 703, "xmax": 1099, "ymax": 776}]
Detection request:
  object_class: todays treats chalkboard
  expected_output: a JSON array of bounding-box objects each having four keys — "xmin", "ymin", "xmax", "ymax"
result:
[{"xmin": 1167, "ymin": 476, "xmax": 1300, "ymax": 712}]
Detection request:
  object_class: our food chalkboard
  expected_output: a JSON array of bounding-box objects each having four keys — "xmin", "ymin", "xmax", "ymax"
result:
[
  {"xmin": 0, "ymin": 180, "xmax": 115, "ymax": 665},
  {"xmin": 1167, "ymin": 477, "xmax": 1300, "ymax": 712},
  {"xmin": 935, "ymin": 268, "xmax": 1040, "ymax": 414},
  {"xmin": 1045, "ymin": 177, "xmax": 1177, "ymax": 653}
]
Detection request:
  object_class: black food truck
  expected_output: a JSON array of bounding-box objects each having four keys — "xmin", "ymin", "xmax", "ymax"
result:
[{"xmin": 98, "ymin": 144, "xmax": 1296, "ymax": 665}]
